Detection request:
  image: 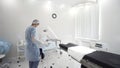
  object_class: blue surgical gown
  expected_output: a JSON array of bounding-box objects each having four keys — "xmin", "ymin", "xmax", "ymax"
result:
[{"xmin": 25, "ymin": 26, "xmax": 40, "ymax": 61}]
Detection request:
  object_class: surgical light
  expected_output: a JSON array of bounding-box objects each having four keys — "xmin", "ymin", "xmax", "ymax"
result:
[{"xmin": 44, "ymin": 1, "xmax": 52, "ymax": 10}]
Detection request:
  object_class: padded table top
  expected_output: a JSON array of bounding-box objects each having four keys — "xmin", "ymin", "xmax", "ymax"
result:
[
  {"xmin": 59, "ymin": 43, "xmax": 96, "ymax": 61},
  {"xmin": 68, "ymin": 45, "xmax": 96, "ymax": 62},
  {"xmin": 83, "ymin": 51, "xmax": 120, "ymax": 68},
  {"xmin": 59, "ymin": 43, "xmax": 78, "ymax": 51},
  {"xmin": 0, "ymin": 54, "xmax": 5, "ymax": 59}
]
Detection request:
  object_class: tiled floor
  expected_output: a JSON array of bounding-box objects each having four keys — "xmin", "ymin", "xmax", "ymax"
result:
[{"xmin": 3, "ymin": 49, "xmax": 81, "ymax": 68}]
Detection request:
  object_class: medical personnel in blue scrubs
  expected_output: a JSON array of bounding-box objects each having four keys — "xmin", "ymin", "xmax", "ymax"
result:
[{"xmin": 25, "ymin": 19, "xmax": 40, "ymax": 68}]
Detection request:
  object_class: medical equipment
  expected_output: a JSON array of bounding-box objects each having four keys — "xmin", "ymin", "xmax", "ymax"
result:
[
  {"xmin": 0, "ymin": 40, "xmax": 11, "ymax": 68},
  {"xmin": 17, "ymin": 40, "xmax": 25, "ymax": 62},
  {"xmin": 0, "ymin": 55, "xmax": 5, "ymax": 63},
  {"xmin": 0, "ymin": 40, "xmax": 11, "ymax": 54},
  {"xmin": 43, "ymin": 39, "xmax": 61, "ymax": 52},
  {"xmin": 59, "ymin": 43, "xmax": 120, "ymax": 68}
]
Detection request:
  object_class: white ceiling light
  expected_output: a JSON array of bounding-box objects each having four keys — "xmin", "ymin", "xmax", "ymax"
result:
[
  {"xmin": 44, "ymin": 1, "xmax": 52, "ymax": 11},
  {"xmin": 47, "ymin": 1, "xmax": 52, "ymax": 4},
  {"xmin": 46, "ymin": 1, "xmax": 52, "ymax": 8}
]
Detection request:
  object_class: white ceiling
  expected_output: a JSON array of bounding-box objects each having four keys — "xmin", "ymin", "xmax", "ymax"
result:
[
  {"xmin": 0, "ymin": 0, "xmax": 97, "ymax": 9},
  {"xmin": 25, "ymin": 0, "xmax": 97, "ymax": 7},
  {"xmin": 42, "ymin": 0, "xmax": 97, "ymax": 6}
]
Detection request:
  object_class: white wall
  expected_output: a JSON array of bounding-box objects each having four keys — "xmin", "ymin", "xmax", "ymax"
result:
[
  {"xmin": 0, "ymin": 27, "xmax": 1, "ymax": 35},
  {"xmin": 0, "ymin": 0, "xmax": 76, "ymax": 58},
  {"xmin": 0, "ymin": 5, "xmax": 3, "ymax": 38},
  {"xmin": 0, "ymin": 27, "xmax": 3, "ymax": 38},
  {"xmin": 0, "ymin": 14, "xmax": 1, "ymax": 35},
  {"xmin": 1, "ymin": 0, "xmax": 120, "ymax": 59},
  {"xmin": 99, "ymin": 0, "xmax": 120, "ymax": 54}
]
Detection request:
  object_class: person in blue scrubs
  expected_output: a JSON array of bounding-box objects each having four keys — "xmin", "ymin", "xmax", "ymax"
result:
[{"xmin": 25, "ymin": 19, "xmax": 40, "ymax": 68}]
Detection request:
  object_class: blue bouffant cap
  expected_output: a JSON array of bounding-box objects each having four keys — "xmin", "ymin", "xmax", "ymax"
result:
[{"xmin": 32, "ymin": 19, "xmax": 40, "ymax": 24}]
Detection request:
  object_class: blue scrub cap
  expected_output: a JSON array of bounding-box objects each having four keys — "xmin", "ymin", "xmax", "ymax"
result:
[{"xmin": 32, "ymin": 19, "xmax": 40, "ymax": 24}]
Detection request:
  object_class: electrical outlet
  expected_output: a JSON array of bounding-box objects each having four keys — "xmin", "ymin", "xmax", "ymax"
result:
[{"xmin": 95, "ymin": 43, "xmax": 103, "ymax": 48}]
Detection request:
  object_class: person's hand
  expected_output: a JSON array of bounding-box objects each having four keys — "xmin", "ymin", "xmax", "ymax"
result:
[{"xmin": 43, "ymin": 41, "xmax": 48, "ymax": 45}]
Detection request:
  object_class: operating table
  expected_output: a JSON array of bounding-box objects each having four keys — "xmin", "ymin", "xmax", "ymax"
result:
[{"xmin": 59, "ymin": 43, "xmax": 120, "ymax": 68}]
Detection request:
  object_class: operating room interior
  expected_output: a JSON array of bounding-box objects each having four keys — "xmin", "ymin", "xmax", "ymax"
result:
[{"xmin": 0, "ymin": 0, "xmax": 120, "ymax": 68}]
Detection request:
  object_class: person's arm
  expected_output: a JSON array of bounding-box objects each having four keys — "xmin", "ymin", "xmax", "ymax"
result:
[
  {"xmin": 31, "ymin": 36, "xmax": 36, "ymax": 43},
  {"xmin": 39, "ymin": 33, "xmax": 49, "ymax": 45},
  {"xmin": 31, "ymin": 28, "xmax": 48, "ymax": 45},
  {"xmin": 39, "ymin": 38, "xmax": 48, "ymax": 45},
  {"xmin": 34, "ymin": 36, "xmax": 46, "ymax": 45},
  {"xmin": 31, "ymin": 33, "xmax": 46, "ymax": 45},
  {"xmin": 30, "ymin": 28, "xmax": 39, "ymax": 44}
]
